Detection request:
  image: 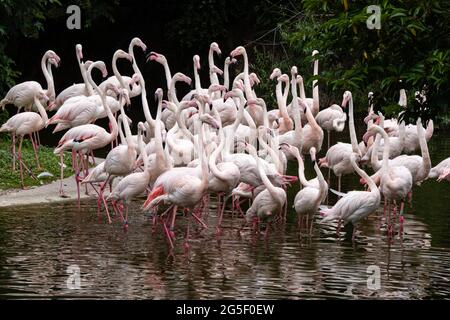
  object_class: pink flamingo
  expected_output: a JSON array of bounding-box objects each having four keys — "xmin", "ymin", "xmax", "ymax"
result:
[
  {"xmin": 50, "ymin": 44, "xmax": 93, "ymax": 110},
  {"xmin": 53, "ymin": 61, "xmax": 119, "ymax": 209},
  {"xmin": 1, "ymin": 50, "xmax": 60, "ymax": 111},
  {"xmin": 321, "ymin": 153, "xmax": 381, "ymax": 241},
  {"xmin": 429, "ymin": 157, "xmax": 450, "ymax": 182},
  {"xmin": 0, "ymin": 91, "xmax": 49, "ymax": 187}
]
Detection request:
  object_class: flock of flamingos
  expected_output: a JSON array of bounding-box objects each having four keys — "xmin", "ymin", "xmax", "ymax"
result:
[{"xmin": 0, "ymin": 38, "xmax": 449, "ymax": 248}]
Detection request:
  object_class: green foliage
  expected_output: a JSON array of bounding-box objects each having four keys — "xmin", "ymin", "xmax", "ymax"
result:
[
  {"xmin": 0, "ymin": 135, "xmax": 73, "ymax": 190},
  {"xmin": 251, "ymin": 0, "xmax": 450, "ymax": 122}
]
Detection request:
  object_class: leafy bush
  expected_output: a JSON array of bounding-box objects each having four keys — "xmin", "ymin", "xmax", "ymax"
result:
[{"xmin": 249, "ymin": 0, "xmax": 450, "ymax": 123}]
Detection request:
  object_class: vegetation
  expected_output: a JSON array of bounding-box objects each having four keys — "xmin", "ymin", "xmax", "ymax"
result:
[
  {"xmin": 0, "ymin": 134, "xmax": 73, "ymax": 190},
  {"xmin": 250, "ymin": 0, "xmax": 450, "ymax": 124}
]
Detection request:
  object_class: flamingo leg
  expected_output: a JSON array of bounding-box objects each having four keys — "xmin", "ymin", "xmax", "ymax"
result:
[
  {"xmin": 216, "ymin": 194, "xmax": 231, "ymax": 235},
  {"xmin": 12, "ymin": 134, "xmax": 16, "ymax": 171},
  {"xmin": 170, "ymin": 205, "xmax": 177, "ymax": 239},
  {"xmin": 99, "ymin": 174, "xmax": 112, "ymax": 224},
  {"xmin": 18, "ymin": 136, "xmax": 25, "ymax": 189},
  {"xmin": 29, "ymin": 133, "xmax": 41, "ymax": 170}
]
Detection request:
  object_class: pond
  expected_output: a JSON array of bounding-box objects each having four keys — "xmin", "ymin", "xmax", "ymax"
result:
[{"xmin": 0, "ymin": 128, "xmax": 449, "ymax": 299}]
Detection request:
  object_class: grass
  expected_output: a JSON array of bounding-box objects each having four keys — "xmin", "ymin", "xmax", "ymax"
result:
[{"xmin": 0, "ymin": 134, "xmax": 74, "ymax": 190}]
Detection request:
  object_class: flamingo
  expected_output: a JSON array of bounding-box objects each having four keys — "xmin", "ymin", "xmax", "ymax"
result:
[
  {"xmin": 244, "ymin": 142, "xmax": 287, "ymax": 236},
  {"xmin": 107, "ymin": 121, "xmax": 149, "ymax": 227},
  {"xmin": 142, "ymin": 116, "xmax": 210, "ymax": 249},
  {"xmin": 0, "ymin": 91, "xmax": 49, "ymax": 187},
  {"xmin": 298, "ymin": 84, "xmax": 324, "ymax": 154},
  {"xmin": 321, "ymin": 153, "xmax": 381, "ymax": 240},
  {"xmin": 278, "ymin": 67, "xmax": 303, "ymax": 159},
  {"xmin": 53, "ymin": 61, "xmax": 119, "ymax": 209},
  {"xmin": 319, "ymin": 91, "xmax": 361, "ymax": 192},
  {"xmin": 1, "ymin": 50, "xmax": 60, "ymax": 111},
  {"xmin": 428, "ymin": 157, "xmax": 450, "ymax": 182},
  {"xmin": 365, "ymin": 120, "xmax": 413, "ymax": 232},
  {"xmin": 291, "ymin": 147, "xmax": 328, "ymax": 234},
  {"xmin": 370, "ymin": 118, "xmax": 431, "ymax": 187},
  {"xmin": 50, "ymin": 44, "xmax": 93, "ymax": 111},
  {"xmin": 207, "ymin": 105, "xmax": 241, "ymax": 232},
  {"xmin": 315, "ymin": 103, "xmax": 346, "ymax": 151}
]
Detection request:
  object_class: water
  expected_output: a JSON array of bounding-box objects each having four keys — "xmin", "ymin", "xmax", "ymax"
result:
[{"xmin": 0, "ymin": 129, "xmax": 449, "ymax": 299}]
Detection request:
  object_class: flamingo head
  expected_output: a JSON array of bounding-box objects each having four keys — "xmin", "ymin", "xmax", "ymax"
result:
[
  {"xmin": 115, "ymin": 50, "xmax": 133, "ymax": 62},
  {"xmin": 146, "ymin": 51, "xmax": 166, "ymax": 64},
  {"xmin": 277, "ymin": 74, "xmax": 289, "ymax": 84},
  {"xmin": 225, "ymin": 57, "xmax": 237, "ymax": 66},
  {"xmin": 291, "ymin": 66, "xmax": 298, "ymax": 77},
  {"xmin": 193, "ymin": 55, "xmax": 201, "ymax": 70},
  {"xmin": 37, "ymin": 90, "xmax": 50, "ymax": 102},
  {"xmin": 131, "ymin": 37, "xmax": 147, "ymax": 52},
  {"xmin": 341, "ymin": 91, "xmax": 352, "ymax": 108},
  {"xmin": 208, "ymin": 84, "xmax": 226, "ymax": 95},
  {"xmin": 250, "ymin": 73, "xmax": 260, "ymax": 86},
  {"xmin": 230, "ymin": 46, "xmax": 245, "ymax": 58},
  {"xmin": 154, "ymin": 88, "xmax": 163, "ymax": 102},
  {"xmin": 270, "ymin": 68, "xmax": 282, "ymax": 80},
  {"xmin": 309, "ymin": 147, "xmax": 317, "ymax": 162},
  {"xmin": 47, "ymin": 50, "xmax": 61, "ymax": 66},
  {"xmin": 200, "ymin": 113, "xmax": 220, "ymax": 129},
  {"xmin": 312, "ymin": 50, "xmax": 319, "ymax": 56},
  {"xmin": 76, "ymin": 44, "xmax": 83, "ymax": 62},
  {"xmin": 173, "ymin": 72, "xmax": 192, "ymax": 86},
  {"xmin": 210, "ymin": 42, "xmax": 221, "ymax": 55},
  {"xmin": 223, "ymin": 88, "xmax": 245, "ymax": 101},
  {"xmin": 119, "ymin": 89, "xmax": 131, "ymax": 106},
  {"xmin": 84, "ymin": 60, "xmax": 94, "ymax": 70},
  {"xmin": 210, "ymin": 65, "xmax": 224, "ymax": 76}
]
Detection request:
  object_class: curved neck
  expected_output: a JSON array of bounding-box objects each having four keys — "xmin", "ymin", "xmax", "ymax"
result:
[
  {"xmin": 224, "ymin": 63, "xmax": 231, "ymax": 92},
  {"xmin": 34, "ymin": 96, "xmax": 48, "ymax": 125},
  {"xmin": 176, "ymin": 106, "xmax": 194, "ymax": 141},
  {"xmin": 88, "ymin": 67, "xmax": 117, "ymax": 141},
  {"xmin": 42, "ymin": 53, "xmax": 55, "ymax": 101},
  {"xmin": 138, "ymin": 127, "xmax": 149, "ymax": 172},
  {"xmin": 208, "ymin": 50, "xmax": 219, "ymax": 85},
  {"xmin": 140, "ymin": 83, "xmax": 155, "ymax": 128},
  {"xmin": 193, "ymin": 65, "xmax": 202, "ymax": 94},
  {"xmin": 302, "ymin": 100, "xmax": 320, "ymax": 131},
  {"xmin": 294, "ymin": 152, "xmax": 311, "ymax": 188},
  {"xmin": 129, "ymin": 43, "xmax": 143, "ymax": 78},
  {"xmin": 241, "ymin": 52, "xmax": 254, "ymax": 100},
  {"xmin": 298, "ymin": 77, "xmax": 306, "ymax": 101},
  {"xmin": 418, "ymin": 121, "xmax": 431, "ymax": 178},
  {"xmin": 119, "ymin": 100, "xmax": 133, "ymax": 147},
  {"xmin": 351, "ymin": 158, "xmax": 378, "ymax": 194},
  {"xmin": 348, "ymin": 95, "xmax": 359, "ymax": 153},
  {"xmin": 209, "ymin": 124, "xmax": 228, "ymax": 181},
  {"xmin": 313, "ymin": 161, "xmax": 327, "ymax": 199},
  {"xmin": 259, "ymin": 133, "xmax": 282, "ymax": 174},
  {"xmin": 169, "ymin": 79, "xmax": 181, "ymax": 105},
  {"xmin": 375, "ymin": 126, "xmax": 391, "ymax": 173},
  {"xmin": 112, "ymin": 54, "xmax": 127, "ymax": 90},
  {"xmin": 254, "ymin": 149, "xmax": 279, "ymax": 198},
  {"xmin": 118, "ymin": 116, "xmax": 126, "ymax": 145},
  {"xmin": 371, "ymin": 131, "xmax": 382, "ymax": 171},
  {"xmin": 291, "ymin": 77, "xmax": 302, "ymax": 138}
]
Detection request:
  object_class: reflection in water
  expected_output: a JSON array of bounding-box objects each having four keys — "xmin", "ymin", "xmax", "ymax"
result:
[{"xmin": 0, "ymin": 130, "xmax": 449, "ymax": 299}]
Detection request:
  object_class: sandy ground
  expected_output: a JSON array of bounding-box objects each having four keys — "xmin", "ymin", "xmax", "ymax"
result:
[
  {"xmin": 0, "ymin": 158, "xmax": 106, "ymax": 208},
  {"xmin": 0, "ymin": 174, "xmax": 100, "ymax": 208}
]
